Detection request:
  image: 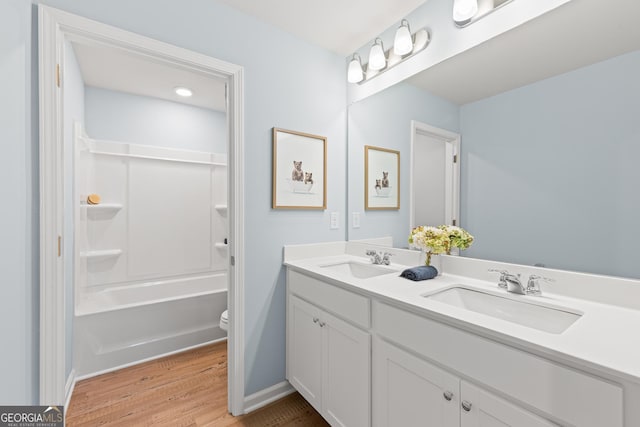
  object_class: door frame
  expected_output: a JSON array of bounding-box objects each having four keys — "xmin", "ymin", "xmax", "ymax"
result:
[
  {"xmin": 38, "ymin": 6, "xmax": 246, "ymax": 415},
  {"xmin": 409, "ymin": 120, "xmax": 460, "ymax": 230}
]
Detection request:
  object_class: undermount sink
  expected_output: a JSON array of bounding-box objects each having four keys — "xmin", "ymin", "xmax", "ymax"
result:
[
  {"xmin": 425, "ymin": 286, "xmax": 582, "ymax": 334},
  {"xmin": 320, "ymin": 261, "xmax": 398, "ymax": 279}
]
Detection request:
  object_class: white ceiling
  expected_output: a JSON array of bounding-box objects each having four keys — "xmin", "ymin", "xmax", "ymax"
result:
[
  {"xmin": 220, "ymin": 0, "xmax": 640, "ymax": 105},
  {"xmin": 217, "ymin": 0, "xmax": 428, "ymax": 56},
  {"xmin": 72, "ymin": 42, "xmax": 227, "ymax": 112}
]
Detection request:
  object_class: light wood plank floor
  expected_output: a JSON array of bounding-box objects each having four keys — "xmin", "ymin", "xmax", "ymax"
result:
[{"xmin": 66, "ymin": 342, "xmax": 329, "ymax": 426}]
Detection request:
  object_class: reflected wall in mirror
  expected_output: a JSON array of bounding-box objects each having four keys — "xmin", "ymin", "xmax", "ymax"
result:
[
  {"xmin": 348, "ymin": 82, "xmax": 459, "ymax": 246},
  {"xmin": 348, "ymin": 49, "xmax": 640, "ymax": 279}
]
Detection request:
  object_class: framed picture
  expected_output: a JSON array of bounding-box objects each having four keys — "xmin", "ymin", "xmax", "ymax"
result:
[
  {"xmin": 272, "ymin": 128, "xmax": 327, "ymax": 209},
  {"xmin": 365, "ymin": 145, "xmax": 400, "ymax": 210}
]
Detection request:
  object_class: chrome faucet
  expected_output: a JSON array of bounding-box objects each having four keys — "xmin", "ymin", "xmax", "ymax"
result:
[
  {"xmin": 526, "ymin": 274, "xmax": 555, "ymax": 296},
  {"xmin": 366, "ymin": 249, "xmax": 393, "ymax": 265},
  {"xmin": 504, "ymin": 273, "xmax": 526, "ymax": 295},
  {"xmin": 489, "ymin": 268, "xmax": 556, "ymax": 296},
  {"xmin": 488, "ymin": 269, "xmax": 508, "ymax": 289},
  {"xmin": 381, "ymin": 252, "xmax": 393, "ymax": 265}
]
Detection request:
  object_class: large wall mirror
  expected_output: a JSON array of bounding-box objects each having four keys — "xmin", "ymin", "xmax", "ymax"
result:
[{"xmin": 347, "ymin": 1, "xmax": 640, "ymax": 280}]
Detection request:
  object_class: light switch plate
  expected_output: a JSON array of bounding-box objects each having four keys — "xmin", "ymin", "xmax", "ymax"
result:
[
  {"xmin": 330, "ymin": 212, "xmax": 339, "ymax": 229},
  {"xmin": 352, "ymin": 212, "xmax": 360, "ymax": 228}
]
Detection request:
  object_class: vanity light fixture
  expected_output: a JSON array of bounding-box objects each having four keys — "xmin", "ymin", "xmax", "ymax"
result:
[
  {"xmin": 393, "ymin": 19, "xmax": 413, "ymax": 56},
  {"xmin": 454, "ymin": 0, "xmax": 515, "ymax": 28},
  {"xmin": 347, "ymin": 19, "xmax": 431, "ymax": 85},
  {"xmin": 453, "ymin": 0, "xmax": 479, "ymax": 25},
  {"xmin": 368, "ymin": 38, "xmax": 387, "ymax": 71},
  {"xmin": 347, "ymin": 53, "xmax": 364, "ymax": 83},
  {"xmin": 174, "ymin": 86, "xmax": 193, "ymax": 97}
]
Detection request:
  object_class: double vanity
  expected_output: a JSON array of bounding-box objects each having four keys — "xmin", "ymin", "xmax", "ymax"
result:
[{"xmin": 284, "ymin": 241, "xmax": 640, "ymax": 427}]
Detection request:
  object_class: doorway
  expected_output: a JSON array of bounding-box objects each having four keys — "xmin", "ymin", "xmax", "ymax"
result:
[
  {"xmin": 38, "ymin": 5, "xmax": 245, "ymax": 415},
  {"xmin": 409, "ymin": 120, "xmax": 460, "ymax": 230}
]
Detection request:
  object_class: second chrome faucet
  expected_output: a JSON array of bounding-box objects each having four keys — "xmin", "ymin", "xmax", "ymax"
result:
[
  {"xmin": 489, "ymin": 269, "xmax": 555, "ymax": 296},
  {"xmin": 366, "ymin": 249, "xmax": 393, "ymax": 265}
]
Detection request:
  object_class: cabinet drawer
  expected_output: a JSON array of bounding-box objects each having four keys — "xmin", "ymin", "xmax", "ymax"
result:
[
  {"xmin": 374, "ymin": 301, "xmax": 623, "ymax": 427},
  {"xmin": 288, "ymin": 270, "xmax": 370, "ymax": 328}
]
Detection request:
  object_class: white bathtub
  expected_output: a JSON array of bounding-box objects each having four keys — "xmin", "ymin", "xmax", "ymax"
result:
[{"xmin": 74, "ymin": 273, "xmax": 227, "ymax": 378}]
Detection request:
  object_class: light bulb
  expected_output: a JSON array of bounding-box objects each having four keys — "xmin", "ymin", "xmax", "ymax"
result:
[
  {"xmin": 368, "ymin": 38, "xmax": 386, "ymax": 71},
  {"xmin": 393, "ymin": 20, "xmax": 413, "ymax": 56},
  {"xmin": 174, "ymin": 86, "xmax": 193, "ymax": 97},
  {"xmin": 453, "ymin": 0, "xmax": 478, "ymax": 24},
  {"xmin": 347, "ymin": 54, "xmax": 364, "ymax": 83}
]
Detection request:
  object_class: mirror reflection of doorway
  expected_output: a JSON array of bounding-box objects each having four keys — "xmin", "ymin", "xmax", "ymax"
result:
[{"xmin": 409, "ymin": 121, "xmax": 460, "ymax": 230}]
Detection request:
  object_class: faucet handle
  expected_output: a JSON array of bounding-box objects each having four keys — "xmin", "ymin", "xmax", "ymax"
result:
[
  {"xmin": 526, "ymin": 274, "xmax": 555, "ymax": 296},
  {"xmin": 382, "ymin": 252, "xmax": 393, "ymax": 265},
  {"xmin": 488, "ymin": 269, "xmax": 509, "ymax": 289}
]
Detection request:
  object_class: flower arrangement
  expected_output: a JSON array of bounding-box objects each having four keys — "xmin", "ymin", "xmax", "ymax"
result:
[{"xmin": 409, "ymin": 225, "xmax": 474, "ymax": 266}]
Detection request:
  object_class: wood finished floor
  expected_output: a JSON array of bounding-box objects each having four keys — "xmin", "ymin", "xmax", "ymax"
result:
[{"xmin": 66, "ymin": 342, "xmax": 329, "ymax": 426}]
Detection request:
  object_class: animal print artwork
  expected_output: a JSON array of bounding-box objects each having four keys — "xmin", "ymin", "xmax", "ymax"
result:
[
  {"xmin": 304, "ymin": 172, "xmax": 314, "ymax": 185},
  {"xmin": 381, "ymin": 172, "xmax": 389, "ymax": 188},
  {"xmin": 375, "ymin": 179, "xmax": 382, "ymax": 190},
  {"xmin": 292, "ymin": 161, "xmax": 304, "ymax": 181}
]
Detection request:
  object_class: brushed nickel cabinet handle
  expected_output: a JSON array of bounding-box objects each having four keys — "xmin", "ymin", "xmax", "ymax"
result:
[
  {"xmin": 461, "ymin": 400, "xmax": 472, "ymax": 412},
  {"xmin": 443, "ymin": 391, "xmax": 453, "ymax": 401}
]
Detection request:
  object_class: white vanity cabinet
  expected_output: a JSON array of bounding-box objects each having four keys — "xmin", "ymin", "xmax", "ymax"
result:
[
  {"xmin": 287, "ymin": 271, "xmax": 371, "ymax": 427},
  {"xmin": 460, "ymin": 381, "xmax": 557, "ymax": 427},
  {"xmin": 374, "ymin": 301, "xmax": 623, "ymax": 427},
  {"xmin": 374, "ymin": 339, "xmax": 555, "ymax": 427},
  {"xmin": 285, "ymin": 264, "xmax": 625, "ymax": 427},
  {"xmin": 373, "ymin": 338, "xmax": 460, "ymax": 427},
  {"xmin": 374, "ymin": 338, "xmax": 557, "ymax": 427}
]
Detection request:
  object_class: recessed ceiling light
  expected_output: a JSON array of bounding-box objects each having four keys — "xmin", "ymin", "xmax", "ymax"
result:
[{"xmin": 174, "ymin": 86, "xmax": 193, "ymax": 97}]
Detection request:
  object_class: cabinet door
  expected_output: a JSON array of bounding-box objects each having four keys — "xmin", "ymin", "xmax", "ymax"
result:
[
  {"xmin": 322, "ymin": 310, "xmax": 371, "ymax": 427},
  {"xmin": 288, "ymin": 296, "xmax": 324, "ymax": 412},
  {"xmin": 460, "ymin": 381, "xmax": 558, "ymax": 427},
  {"xmin": 373, "ymin": 338, "xmax": 459, "ymax": 427}
]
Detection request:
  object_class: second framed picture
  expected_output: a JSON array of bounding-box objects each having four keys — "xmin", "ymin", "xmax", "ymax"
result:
[{"xmin": 365, "ymin": 145, "xmax": 400, "ymax": 210}]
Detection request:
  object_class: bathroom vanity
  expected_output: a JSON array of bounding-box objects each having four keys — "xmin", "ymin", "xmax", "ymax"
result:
[{"xmin": 284, "ymin": 242, "xmax": 640, "ymax": 427}]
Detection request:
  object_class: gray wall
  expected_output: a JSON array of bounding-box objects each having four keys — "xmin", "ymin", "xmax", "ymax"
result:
[
  {"xmin": 0, "ymin": 0, "xmax": 39, "ymax": 405},
  {"xmin": 348, "ymin": 82, "xmax": 459, "ymax": 246},
  {"xmin": 460, "ymin": 49, "xmax": 640, "ymax": 279},
  {"xmin": 85, "ymin": 87, "xmax": 227, "ymax": 153},
  {"xmin": 3, "ymin": 0, "xmax": 346, "ymax": 403}
]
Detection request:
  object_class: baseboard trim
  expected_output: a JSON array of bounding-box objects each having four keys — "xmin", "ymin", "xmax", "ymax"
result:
[
  {"xmin": 64, "ymin": 369, "xmax": 76, "ymax": 409},
  {"xmin": 243, "ymin": 381, "xmax": 295, "ymax": 414}
]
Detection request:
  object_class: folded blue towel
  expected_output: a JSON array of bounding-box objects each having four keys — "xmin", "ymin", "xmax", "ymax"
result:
[{"xmin": 400, "ymin": 266, "xmax": 438, "ymax": 281}]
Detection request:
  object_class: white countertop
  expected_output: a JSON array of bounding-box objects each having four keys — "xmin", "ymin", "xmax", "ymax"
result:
[{"xmin": 285, "ymin": 253, "xmax": 640, "ymax": 385}]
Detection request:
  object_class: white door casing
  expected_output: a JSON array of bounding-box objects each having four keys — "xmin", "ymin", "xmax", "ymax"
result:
[{"xmin": 38, "ymin": 5, "xmax": 245, "ymax": 414}]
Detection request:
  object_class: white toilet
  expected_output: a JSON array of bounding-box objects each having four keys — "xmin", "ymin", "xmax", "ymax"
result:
[{"xmin": 220, "ymin": 309, "xmax": 229, "ymax": 332}]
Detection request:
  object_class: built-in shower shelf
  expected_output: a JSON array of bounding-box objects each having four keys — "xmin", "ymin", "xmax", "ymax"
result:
[
  {"xmin": 214, "ymin": 204, "xmax": 228, "ymax": 213},
  {"xmin": 214, "ymin": 243, "xmax": 228, "ymax": 249},
  {"xmin": 83, "ymin": 203, "xmax": 123, "ymax": 219},
  {"xmin": 80, "ymin": 249, "xmax": 123, "ymax": 259},
  {"xmin": 83, "ymin": 203, "xmax": 123, "ymax": 211}
]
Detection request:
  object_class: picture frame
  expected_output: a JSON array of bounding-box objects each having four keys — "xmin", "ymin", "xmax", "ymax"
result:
[
  {"xmin": 365, "ymin": 145, "xmax": 400, "ymax": 210},
  {"xmin": 272, "ymin": 128, "xmax": 327, "ymax": 209}
]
